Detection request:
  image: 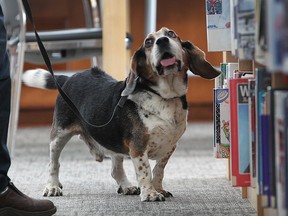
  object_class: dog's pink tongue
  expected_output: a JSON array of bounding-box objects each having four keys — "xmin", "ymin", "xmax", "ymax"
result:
[{"xmin": 160, "ymin": 56, "xmax": 176, "ymax": 67}]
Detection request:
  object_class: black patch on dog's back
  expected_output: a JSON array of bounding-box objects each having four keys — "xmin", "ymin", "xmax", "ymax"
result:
[{"xmin": 53, "ymin": 67, "xmax": 146, "ymax": 154}]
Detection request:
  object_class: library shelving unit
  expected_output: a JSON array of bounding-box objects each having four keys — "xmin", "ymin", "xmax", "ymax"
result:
[{"xmin": 221, "ymin": 51, "xmax": 288, "ymax": 216}]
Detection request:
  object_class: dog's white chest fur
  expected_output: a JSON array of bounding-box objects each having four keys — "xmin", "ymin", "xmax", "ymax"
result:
[{"xmin": 129, "ymin": 91, "xmax": 187, "ymax": 160}]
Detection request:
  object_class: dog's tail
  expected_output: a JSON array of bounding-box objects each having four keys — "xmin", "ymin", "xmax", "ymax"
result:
[{"xmin": 22, "ymin": 69, "xmax": 69, "ymax": 90}]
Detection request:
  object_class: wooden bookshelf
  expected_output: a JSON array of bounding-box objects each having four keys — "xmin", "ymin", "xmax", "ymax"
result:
[
  {"xmin": 209, "ymin": 0, "xmax": 288, "ymax": 214},
  {"xmin": 222, "ymin": 55, "xmax": 288, "ymax": 216}
]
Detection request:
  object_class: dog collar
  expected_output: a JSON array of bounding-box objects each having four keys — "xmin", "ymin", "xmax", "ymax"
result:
[{"xmin": 137, "ymin": 79, "xmax": 187, "ymax": 110}]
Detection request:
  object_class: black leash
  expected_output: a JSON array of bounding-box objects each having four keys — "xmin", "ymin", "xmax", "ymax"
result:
[{"xmin": 22, "ymin": 0, "xmax": 128, "ymax": 128}]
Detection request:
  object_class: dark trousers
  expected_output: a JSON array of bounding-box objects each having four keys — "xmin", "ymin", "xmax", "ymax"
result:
[{"xmin": 0, "ymin": 5, "xmax": 11, "ymax": 192}]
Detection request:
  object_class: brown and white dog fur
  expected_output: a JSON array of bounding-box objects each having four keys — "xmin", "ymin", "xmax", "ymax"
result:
[{"xmin": 23, "ymin": 27, "xmax": 220, "ymax": 202}]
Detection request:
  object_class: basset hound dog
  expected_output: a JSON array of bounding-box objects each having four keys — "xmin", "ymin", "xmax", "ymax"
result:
[{"xmin": 23, "ymin": 27, "xmax": 220, "ymax": 202}]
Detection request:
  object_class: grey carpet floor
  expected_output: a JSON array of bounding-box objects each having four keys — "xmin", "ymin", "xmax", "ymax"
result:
[{"xmin": 8, "ymin": 122, "xmax": 257, "ymax": 216}]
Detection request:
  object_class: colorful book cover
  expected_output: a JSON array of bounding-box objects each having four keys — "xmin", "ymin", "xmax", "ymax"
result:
[
  {"xmin": 229, "ymin": 78, "xmax": 250, "ymax": 186},
  {"xmin": 206, "ymin": 0, "xmax": 231, "ymax": 51},
  {"xmin": 213, "ymin": 88, "xmax": 230, "ymax": 158},
  {"xmin": 235, "ymin": 0, "xmax": 255, "ymax": 59},
  {"xmin": 255, "ymin": 68, "xmax": 271, "ymax": 195},
  {"xmin": 248, "ymin": 79, "xmax": 257, "ymax": 188},
  {"xmin": 274, "ymin": 91, "xmax": 288, "ymax": 216}
]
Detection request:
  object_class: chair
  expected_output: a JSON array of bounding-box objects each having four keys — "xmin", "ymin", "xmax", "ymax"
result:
[{"xmin": 0, "ymin": 0, "xmax": 132, "ymax": 155}]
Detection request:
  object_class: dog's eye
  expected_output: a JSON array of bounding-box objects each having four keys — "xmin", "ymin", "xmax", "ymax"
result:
[
  {"xmin": 167, "ymin": 31, "xmax": 176, "ymax": 38},
  {"xmin": 145, "ymin": 38, "xmax": 154, "ymax": 48}
]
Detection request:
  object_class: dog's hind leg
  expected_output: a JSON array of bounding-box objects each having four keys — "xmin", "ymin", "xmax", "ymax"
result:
[
  {"xmin": 111, "ymin": 155, "xmax": 140, "ymax": 195},
  {"xmin": 43, "ymin": 128, "xmax": 73, "ymax": 197},
  {"xmin": 78, "ymin": 135, "xmax": 104, "ymax": 162}
]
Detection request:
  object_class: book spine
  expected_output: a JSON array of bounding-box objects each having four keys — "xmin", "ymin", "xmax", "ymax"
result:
[
  {"xmin": 269, "ymin": 89, "xmax": 277, "ymax": 208},
  {"xmin": 255, "ymin": 68, "xmax": 272, "ymax": 195},
  {"xmin": 274, "ymin": 91, "xmax": 288, "ymax": 216},
  {"xmin": 248, "ymin": 79, "xmax": 257, "ymax": 188},
  {"xmin": 225, "ymin": 63, "xmax": 238, "ymax": 88},
  {"xmin": 284, "ymin": 96, "xmax": 288, "ymax": 212},
  {"xmin": 261, "ymin": 114, "xmax": 270, "ymax": 207},
  {"xmin": 213, "ymin": 89, "xmax": 220, "ymax": 157}
]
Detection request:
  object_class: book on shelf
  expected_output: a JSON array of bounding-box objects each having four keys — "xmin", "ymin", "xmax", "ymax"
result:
[
  {"xmin": 273, "ymin": 90, "xmax": 288, "ymax": 216},
  {"xmin": 248, "ymin": 79, "xmax": 257, "ymax": 188},
  {"xmin": 213, "ymin": 88, "xmax": 230, "ymax": 158},
  {"xmin": 230, "ymin": 0, "xmax": 237, "ymax": 56},
  {"xmin": 255, "ymin": 68, "xmax": 271, "ymax": 196},
  {"xmin": 225, "ymin": 63, "xmax": 238, "ymax": 88},
  {"xmin": 206, "ymin": 0, "xmax": 231, "ymax": 52},
  {"xmin": 284, "ymin": 96, "xmax": 288, "ymax": 212},
  {"xmin": 213, "ymin": 63, "xmax": 230, "ymax": 158},
  {"xmin": 235, "ymin": 0, "xmax": 256, "ymax": 60},
  {"xmin": 254, "ymin": 0, "xmax": 267, "ymax": 65},
  {"xmin": 269, "ymin": 88, "xmax": 277, "ymax": 208},
  {"xmin": 229, "ymin": 77, "xmax": 251, "ymax": 187},
  {"xmin": 260, "ymin": 93, "xmax": 270, "ymax": 207},
  {"xmin": 215, "ymin": 63, "xmax": 227, "ymax": 88},
  {"xmin": 267, "ymin": 0, "xmax": 288, "ymax": 73}
]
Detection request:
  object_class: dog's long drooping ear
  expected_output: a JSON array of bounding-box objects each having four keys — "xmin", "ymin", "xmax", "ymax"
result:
[
  {"xmin": 182, "ymin": 41, "xmax": 221, "ymax": 79},
  {"xmin": 121, "ymin": 69, "xmax": 138, "ymax": 96},
  {"xmin": 121, "ymin": 47, "xmax": 146, "ymax": 96}
]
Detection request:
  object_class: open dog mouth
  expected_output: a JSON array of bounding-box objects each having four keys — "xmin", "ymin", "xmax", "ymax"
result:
[{"xmin": 156, "ymin": 52, "xmax": 181, "ymax": 75}]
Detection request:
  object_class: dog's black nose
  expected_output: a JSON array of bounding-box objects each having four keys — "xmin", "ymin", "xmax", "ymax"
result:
[{"xmin": 156, "ymin": 37, "xmax": 169, "ymax": 47}]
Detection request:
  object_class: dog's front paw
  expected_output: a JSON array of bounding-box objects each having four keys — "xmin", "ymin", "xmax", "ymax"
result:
[
  {"xmin": 117, "ymin": 186, "xmax": 140, "ymax": 195},
  {"xmin": 157, "ymin": 189, "xmax": 173, "ymax": 198},
  {"xmin": 43, "ymin": 183, "xmax": 63, "ymax": 196},
  {"xmin": 141, "ymin": 190, "xmax": 165, "ymax": 202}
]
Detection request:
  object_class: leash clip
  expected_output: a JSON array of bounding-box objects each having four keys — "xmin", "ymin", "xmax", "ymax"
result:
[{"xmin": 117, "ymin": 96, "xmax": 128, "ymax": 108}]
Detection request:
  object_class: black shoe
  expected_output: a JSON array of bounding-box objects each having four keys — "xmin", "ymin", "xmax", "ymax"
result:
[{"xmin": 0, "ymin": 182, "xmax": 56, "ymax": 216}]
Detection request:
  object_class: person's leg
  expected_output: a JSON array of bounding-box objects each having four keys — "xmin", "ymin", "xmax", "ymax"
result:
[
  {"xmin": 0, "ymin": 74, "xmax": 11, "ymax": 192},
  {"xmin": 0, "ymin": 4, "xmax": 56, "ymax": 216},
  {"xmin": 0, "ymin": 3, "xmax": 11, "ymax": 193}
]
